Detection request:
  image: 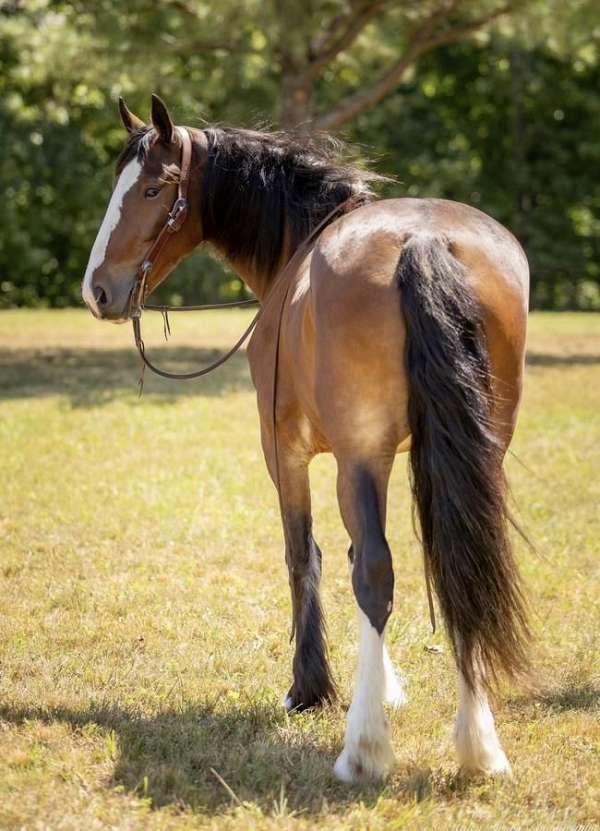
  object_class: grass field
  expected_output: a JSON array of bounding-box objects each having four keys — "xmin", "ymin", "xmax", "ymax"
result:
[{"xmin": 0, "ymin": 309, "xmax": 599, "ymax": 830}]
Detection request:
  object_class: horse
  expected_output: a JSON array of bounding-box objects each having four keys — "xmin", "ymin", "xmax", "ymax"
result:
[{"xmin": 82, "ymin": 94, "xmax": 531, "ymax": 783}]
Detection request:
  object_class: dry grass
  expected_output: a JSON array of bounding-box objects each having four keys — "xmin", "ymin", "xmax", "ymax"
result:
[{"xmin": 0, "ymin": 309, "xmax": 598, "ymax": 830}]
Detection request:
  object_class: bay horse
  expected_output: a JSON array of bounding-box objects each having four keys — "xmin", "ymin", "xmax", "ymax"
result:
[{"xmin": 82, "ymin": 95, "xmax": 530, "ymax": 783}]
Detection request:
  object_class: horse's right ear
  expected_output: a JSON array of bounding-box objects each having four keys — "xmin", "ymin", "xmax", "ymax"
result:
[{"xmin": 118, "ymin": 97, "xmax": 145, "ymax": 133}]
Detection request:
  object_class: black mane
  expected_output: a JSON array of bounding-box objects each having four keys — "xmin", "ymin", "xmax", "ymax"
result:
[
  {"xmin": 116, "ymin": 126, "xmax": 383, "ymax": 278},
  {"xmin": 200, "ymin": 128, "xmax": 382, "ymax": 278}
]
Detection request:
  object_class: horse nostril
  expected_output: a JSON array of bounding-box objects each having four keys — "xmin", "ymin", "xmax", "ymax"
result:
[{"xmin": 94, "ymin": 283, "xmax": 109, "ymax": 308}]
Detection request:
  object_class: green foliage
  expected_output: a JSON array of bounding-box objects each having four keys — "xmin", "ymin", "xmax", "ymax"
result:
[
  {"xmin": 0, "ymin": 1, "xmax": 599, "ymax": 308},
  {"xmin": 351, "ymin": 38, "xmax": 600, "ymax": 310}
]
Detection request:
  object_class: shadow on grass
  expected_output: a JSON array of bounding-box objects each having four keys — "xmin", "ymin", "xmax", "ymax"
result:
[
  {"xmin": 0, "ymin": 346, "xmax": 252, "ymax": 407},
  {"xmin": 534, "ymin": 683, "xmax": 600, "ymax": 712},
  {"xmin": 526, "ymin": 352, "xmax": 600, "ymax": 367},
  {"xmin": 509, "ymin": 682, "xmax": 600, "ymax": 713},
  {"xmin": 2, "ymin": 346, "xmax": 597, "ymax": 409},
  {"xmin": 0, "ymin": 700, "xmax": 391, "ymax": 815}
]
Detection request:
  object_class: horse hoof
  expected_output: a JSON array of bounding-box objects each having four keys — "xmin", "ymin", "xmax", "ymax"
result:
[
  {"xmin": 283, "ymin": 693, "xmax": 305, "ymax": 713},
  {"xmin": 282, "ymin": 691, "xmax": 313, "ymax": 713},
  {"xmin": 458, "ymin": 746, "xmax": 512, "ymax": 778},
  {"xmin": 333, "ymin": 749, "xmax": 393, "ymax": 784},
  {"xmin": 333, "ymin": 750, "xmax": 360, "ymax": 783},
  {"xmin": 283, "ymin": 694, "xmax": 305, "ymax": 713},
  {"xmin": 333, "ymin": 737, "xmax": 395, "ymax": 783}
]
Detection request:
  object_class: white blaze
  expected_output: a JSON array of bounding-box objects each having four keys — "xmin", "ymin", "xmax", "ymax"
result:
[{"xmin": 82, "ymin": 157, "xmax": 142, "ymax": 315}]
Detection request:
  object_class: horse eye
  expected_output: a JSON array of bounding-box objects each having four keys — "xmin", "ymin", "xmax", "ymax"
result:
[{"xmin": 144, "ymin": 187, "xmax": 161, "ymax": 199}]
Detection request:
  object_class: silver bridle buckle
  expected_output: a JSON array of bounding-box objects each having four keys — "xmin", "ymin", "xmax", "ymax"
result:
[{"xmin": 167, "ymin": 198, "xmax": 189, "ymax": 232}]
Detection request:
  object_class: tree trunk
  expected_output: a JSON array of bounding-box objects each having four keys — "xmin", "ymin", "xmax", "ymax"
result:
[{"xmin": 280, "ymin": 71, "xmax": 314, "ymax": 132}]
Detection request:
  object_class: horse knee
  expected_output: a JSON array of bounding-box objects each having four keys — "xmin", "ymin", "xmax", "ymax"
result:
[{"xmin": 352, "ymin": 537, "xmax": 394, "ymax": 634}]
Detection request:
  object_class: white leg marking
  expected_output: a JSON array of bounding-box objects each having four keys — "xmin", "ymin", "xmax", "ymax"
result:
[
  {"xmin": 334, "ymin": 610, "xmax": 395, "ymax": 783},
  {"xmin": 383, "ymin": 644, "xmax": 407, "ymax": 708},
  {"xmin": 348, "ymin": 554, "xmax": 406, "ymax": 708},
  {"xmin": 82, "ymin": 157, "xmax": 142, "ymax": 315},
  {"xmin": 455, "ymin": 673, "xmax": 511, "ymax": 776}
]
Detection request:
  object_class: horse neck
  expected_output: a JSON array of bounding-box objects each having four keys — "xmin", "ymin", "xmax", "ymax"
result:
[
  {"xmin": 229, "ymin": 222, "xmax": 295, "ymax": 301},
  {"xmin": 222, "ymin": 253, "xmax": 284, "ymax": 302}
]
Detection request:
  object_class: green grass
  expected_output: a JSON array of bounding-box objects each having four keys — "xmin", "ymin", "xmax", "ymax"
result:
[{"xmin": 1, "ymin": 309, "xmax": 599, "ymax": 830}]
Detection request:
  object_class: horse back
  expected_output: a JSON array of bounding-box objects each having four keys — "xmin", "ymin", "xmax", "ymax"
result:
[{"xmin": 252, "ymin": 197, "xmax": 529, "ymax": 458}]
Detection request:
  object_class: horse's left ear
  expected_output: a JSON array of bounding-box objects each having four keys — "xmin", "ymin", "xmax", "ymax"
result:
[
  {"xmin": 118, "ymin": 98, "xmax": 145, "ymax": 133},
  {"xmin": 151, "ymin": 93, "xmax": 174, "ymax": 144}
]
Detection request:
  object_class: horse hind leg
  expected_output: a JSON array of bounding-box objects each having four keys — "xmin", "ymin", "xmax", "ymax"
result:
[
  {"xmin": 454, "ymin": 653, "xmax": 511, "ymax": 776},
  {"xmin": 334, "ymin": 460, "xmax": 400, "ymax": 782},
  {"xmin": 277, "ymin": 459, "xmax": 335, "ymax": 711},
  {"xmin": 346, "ymin": 543, "xmax": 406, "ymax": 710}
]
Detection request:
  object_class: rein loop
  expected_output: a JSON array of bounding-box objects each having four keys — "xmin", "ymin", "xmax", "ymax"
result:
[{"xmin": 132, "ymin": 309, "xmax": 260, "ymax": 384}]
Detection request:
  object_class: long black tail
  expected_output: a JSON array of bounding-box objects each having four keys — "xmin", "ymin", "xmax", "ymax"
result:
[{"xmin": 396, "ymin": 234, "xmax": 530, "ymax": 691}]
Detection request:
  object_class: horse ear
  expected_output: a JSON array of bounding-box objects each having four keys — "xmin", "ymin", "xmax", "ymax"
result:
[
  {"xmin": 151, "ymin": 93, "xmax": 174, "ymax": 144},
  {"xmin": 118, "ymin": 97, "xmax": 145, "ymax": 133}
]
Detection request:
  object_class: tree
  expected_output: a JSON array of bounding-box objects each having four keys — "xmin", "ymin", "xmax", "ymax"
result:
[
  {"xmin": 275, "ymin": 0, "xmax": 524, "ymax": 130},
  {"xmin": 350, "ymin": 35, "xmax": 600, "ymax": 308},
  {"xmin": 34, "ymin": 1, "xmax": 556, "ymax": 131},
  {"xmin": 1, "ymin": 0, "xmax": 599, "ymax": 308}
]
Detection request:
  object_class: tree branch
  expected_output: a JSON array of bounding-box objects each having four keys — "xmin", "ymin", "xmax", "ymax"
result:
[
  {"xmin": 306, "ymin": 1, "xmax": 390, "ymax": 78},
  {"xmin": 310, "ymin": 2, "xmax": 364, "ymax": 57},
  {"xmin": 309, "ymin": 5, "xmax": 357, "ymax": 56},
  {"xmin": 415, "ymin": 2, "xmax": 517, "ymax": 51},
  {"xmin": 312, "ymin": 1, "xmax": 517, "ymax": 131}
]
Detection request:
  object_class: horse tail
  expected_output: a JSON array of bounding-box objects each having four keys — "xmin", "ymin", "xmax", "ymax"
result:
[{"xmin": 396, "ymin": 234, "xmax": 530, "ymax": 691}]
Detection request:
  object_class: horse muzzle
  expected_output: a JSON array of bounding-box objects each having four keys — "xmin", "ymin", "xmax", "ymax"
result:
[{"xmin": 83, "ymin": 270, "xmax": 135, "ymax": 323}]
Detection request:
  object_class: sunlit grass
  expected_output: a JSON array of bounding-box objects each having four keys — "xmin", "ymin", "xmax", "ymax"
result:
[{"xmin": 0, "ymin": 310, "xmax": 598, "ymax": 829}]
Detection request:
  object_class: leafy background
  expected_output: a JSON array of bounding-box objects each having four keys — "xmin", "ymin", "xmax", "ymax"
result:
[{"xmin": 1, "ymin": 0, "xmax": 599, "ymax": 309}]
